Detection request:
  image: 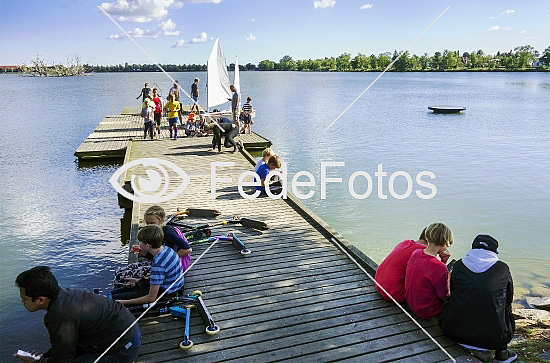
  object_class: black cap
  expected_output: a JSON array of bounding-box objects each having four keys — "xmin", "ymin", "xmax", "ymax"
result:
[{"xmin": 472, "ymin": 234, "xmax": 498, "ymax": 254}]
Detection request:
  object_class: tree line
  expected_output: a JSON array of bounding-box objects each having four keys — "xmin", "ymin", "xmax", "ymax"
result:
[{"xmin": 3, "ymin": 45, "xmax": 549, "ymax": 75}]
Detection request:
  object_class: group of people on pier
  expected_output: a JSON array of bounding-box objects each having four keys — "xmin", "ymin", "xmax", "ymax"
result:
[
  {"xmin": 137, "ymin": 80, "xmax": 254, "ymax": 142},
  {"xmin": 13, "ymin": 153, "xmax": 515, "ymax": 362},
  {"xmin": 375, "ymin": 223, "xmax": 517, "ymax": 363}
]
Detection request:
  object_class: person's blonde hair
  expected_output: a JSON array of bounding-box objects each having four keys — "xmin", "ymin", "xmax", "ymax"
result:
[
  {"xmin": 145, "ymin": 205, "xmax": 166, "ymax": 220},
  {"xmin": 137, "ymin": 224, "xmax": 164, "ymax": 248},
  {"xmin": 425, "ymin": 222, "xmax": 453, "ymax": 247},
  {"xmin": 262, "ymin": 147, "xmax": 274, "ymax": 159}
]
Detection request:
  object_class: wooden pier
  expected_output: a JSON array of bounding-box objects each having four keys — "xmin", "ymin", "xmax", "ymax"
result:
[
  {"xmin": 85, "ymin": 109, "xmax": 479, "ymax": 362},
  {"xmin": 74, "ymin": 107, "xmax": 271, "ymax": 161}
]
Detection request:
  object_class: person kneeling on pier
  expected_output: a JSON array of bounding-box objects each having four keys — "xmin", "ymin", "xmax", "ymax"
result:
[
  {"xmin": 14, "ymin": 266, "xmax": 140, "ymax": 363},
  {"xmin": 207, "ymin": 119, "xmax": 242, "ymax": 153},
  {"xmin": 438, "ymin": 235, "xmax": 516, "ymax": 363},
  {"xmin": 112, "ymin": 225, "xmax": 184, "ymax": 306},
  {"xmin": 255, "ymin": 155, "xmax": 282, "ymax": 195}
]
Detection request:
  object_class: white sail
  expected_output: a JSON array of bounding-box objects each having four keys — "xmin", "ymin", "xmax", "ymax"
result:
[
  {"xmin": 207, "ymin": 38, "xmax": 231, "ymax": 109},
  {"xmin": 234, "ymin": 55, "xmax": 240, "ymax": 95}
]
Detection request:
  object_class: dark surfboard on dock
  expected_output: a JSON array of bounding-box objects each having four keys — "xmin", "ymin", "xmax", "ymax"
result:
[{"xmin": 428, "ymin": 105, "xmax": 466, "ymax": 114}]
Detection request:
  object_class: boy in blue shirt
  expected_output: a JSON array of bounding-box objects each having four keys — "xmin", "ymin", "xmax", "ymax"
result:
[
  {"xmin": 255, "ymin": 155, "xmax": 282, "ymax": 195},
  {"xmin": 113, "ymin": 225, "xmax": 184, "ymax": 306}
]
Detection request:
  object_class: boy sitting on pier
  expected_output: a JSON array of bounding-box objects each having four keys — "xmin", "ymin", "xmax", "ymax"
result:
[
  {"xmin": 405, "ymin": 222, "xmax": 453, "ymax": 319},
  {"xmin": 113, "ymin": 224, "xmax": 184, "ymax": 306},
  {"xmin": 374, "ymin": 228, "xmax": 428, "ymax": 302},
  {"xmin": 255, "ymin": 155, "xmax": 282, "ymax": 195},
  {"xmin": 114, "ymin": 206, "xmax": 192, "ymax": 288}
]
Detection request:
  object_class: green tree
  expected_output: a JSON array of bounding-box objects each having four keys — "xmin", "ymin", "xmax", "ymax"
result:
[
  {"xmin": 393, "ymin": 50, "xmax": 410, "ymax": 71},
  {"xmin": 335, "ymin": 53, "xmax": 351, "ymax": 71},
  {"xmin": 368, "ymin": 54, "xmax": 378, "ymax": 70},
  {"xmin": 278, "ymin": 55, "xmax": 296, "ymax": 71},
  {"xmin": 419, "ymin": 53, "xmax": 430, "ymax": 70},
  {"xmin": 410, "ymin": 54, "xmax": 421, "ymax": 70},
  {"xmin": 540, "ymin": 46, "xmax": 550, "ymax": 66},
  {"xmin": 377, "ymin": 52, "xmax": 392, "ymax": 69},
  {"xmin": 443, "ymin": 49, "xmax": 459, "ymax": 69},
  {"xmin": 431, "ymin": 52, "xmax": 443, "ymax": 70},
  {"xmin": 514, "ymin": 45, "xmax": 535, "ymax": 69},
  {"xmin": 351, "ymin": 53, "xmax": 369, "ymax": 70},
  {"xmin": 258, "ymin": 59, "xmax": 275, "ymax": 71},
  {"xmin": 320, "ymin": 57, "xmax": 335, "ymax": 71}
]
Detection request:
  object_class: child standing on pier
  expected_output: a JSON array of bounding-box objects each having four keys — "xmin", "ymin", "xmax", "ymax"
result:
[
  {"xmin": 240, "ymin": 96, "xmax": 253, "ymax": 134},
  {"xmin": 143, "ymin": 95, "xmax": 155, "ymax": 140},
  {"xmin": 165, "ymin": 93, "xmax": 180, "ymax": 139},
  {"xmin": 152, "ymin": 88, "xmax": 163, "ymax": 137}
]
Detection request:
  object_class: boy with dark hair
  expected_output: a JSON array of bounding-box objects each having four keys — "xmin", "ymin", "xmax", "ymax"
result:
[
  {"xmin": 438, "ymin": 235, "xmax": 516, "ymax": 363},
  {"xmin": 405, "ymin": 222, "xmax": 453, "ymax": 319},
  {"xmin": 255, "ymin": 155, "xmax": 282, "ymax": 195},
  {"xmin": 14, "ymin": 266, "xmax": 140, "ymax": 363},
  {"xmin": 113, "ymin": 225, "xmax": 184, "ymax": 306}
]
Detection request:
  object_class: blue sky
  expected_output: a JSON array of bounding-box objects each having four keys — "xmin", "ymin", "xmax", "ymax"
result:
[{"xmin": 1, "ymin": 0, "xmax": 549, "ymax": 66}]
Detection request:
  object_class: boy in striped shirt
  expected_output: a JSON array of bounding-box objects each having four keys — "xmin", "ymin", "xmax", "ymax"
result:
[
  {"xmin": 240, "ymin": 96, "xmax": 253, "ymax": 134},
  {"xmin": 115, "ymin": 225, "xmax": 184, "ymax": 306}
]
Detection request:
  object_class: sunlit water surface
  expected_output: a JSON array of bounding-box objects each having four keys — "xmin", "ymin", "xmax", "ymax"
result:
[{"xmin": 0, "ymin": 71, "xmax": 548, "ymax": 358}]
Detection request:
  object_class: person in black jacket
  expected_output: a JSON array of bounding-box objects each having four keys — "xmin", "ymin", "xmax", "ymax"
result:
[
  {"xmin": 438, "ymin": 235, "xmax": 516, "ymax": 363},
  {"xmin": 14, "ymin": 266, "xmax": 140, "ymax": 363},
  {"xmin": 207, "ymin": 115, "xmax": 242, "ymax": 153}
]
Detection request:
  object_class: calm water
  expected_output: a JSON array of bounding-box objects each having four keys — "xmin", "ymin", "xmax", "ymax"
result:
[{"xmin": 1, "ymin": 71, "xmax": 549, "ymax": 358}]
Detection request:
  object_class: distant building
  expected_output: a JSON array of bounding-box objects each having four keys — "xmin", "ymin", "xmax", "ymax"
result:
[{"xmin": 0, "ymin": 65, "xmax": 22, "ymax": 72}]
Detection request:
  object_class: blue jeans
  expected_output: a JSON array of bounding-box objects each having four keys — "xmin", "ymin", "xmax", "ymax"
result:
[{"xmin": 73, "ymin": 328, "xmax": 141, "ymax": 363}]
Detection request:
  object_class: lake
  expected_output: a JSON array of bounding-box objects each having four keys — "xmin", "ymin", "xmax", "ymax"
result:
[{"xmin": 0, "ymin": 71, "xmax": 548, "ymax": 358}]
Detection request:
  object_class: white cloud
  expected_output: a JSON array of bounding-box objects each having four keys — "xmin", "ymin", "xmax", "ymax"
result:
[
  {"xmin": 245, "ymin": 33, "xmax": 256, "ymax": 42},
  {"xmin": 99, "ymin": 0, "xmax": 176, "ymax": 22},
  {"xmin": 359, "ymin": 3, "xmax": 373, "ymax": 9},
  {"xmin": 171, "ymin": 39, "xmax": 186, "ymax": 48},
  {"xmin": 251, "ymin": 18, "xmax": 256, "ymax": 22},
  {"xmin": 488, "ymin": 16, "xmax": 498, "ymax": 20},
  {"xmin": 486, "ymin": 25, "xmax": 512, "ymax": 32},
  {"xmin": 190, "ymin": 32, "xmax": 208, "ymax": 43},
  {"xmin": 502, "ymin": 9, "xmax": 515, "ymax": 14},
  {"xmin": 313, "ymin": 0, "xmax": 335, "ymax": 9},
  {"xmin": 109, "ymin": 19, "xmax": 180, "ymax": 39},
  {"xmin": 519, "ymin": 30, "xmax": 526, "ymax": 34},
  {"xmin": 99, "ymin": 0, "xmax": 220, "ymax": 22},
  {"xmin": 526, "ymin": 36, "xmax": 534, "ymax": 40}
]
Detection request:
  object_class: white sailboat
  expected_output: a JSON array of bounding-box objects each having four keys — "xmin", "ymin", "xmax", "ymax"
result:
[
  {"xmin": 206, "ymin": 38, "xmax": 232, "ymax": 111},
  {"xmin": 205, "ymin": 38, "xmax": 250, "ymax": 119}
]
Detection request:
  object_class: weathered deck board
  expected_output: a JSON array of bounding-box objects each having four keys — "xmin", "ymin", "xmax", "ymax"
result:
[
  {"xmin": 110, "ymin": 133, "xmax": 475, "ymax": 362},
  {"xmin": 75, "ymin": 109, "xmax": 270, "ymax": 160}
]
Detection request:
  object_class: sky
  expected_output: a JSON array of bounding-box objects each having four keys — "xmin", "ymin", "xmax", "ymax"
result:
[{"xmin": 1, "ymin": 0, "xmax": 549, "ymax": 66}]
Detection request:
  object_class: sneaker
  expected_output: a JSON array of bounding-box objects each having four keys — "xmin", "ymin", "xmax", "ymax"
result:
[{"xmin": 495, "ymin": 349, "xmax": 517, "ymax": 363}]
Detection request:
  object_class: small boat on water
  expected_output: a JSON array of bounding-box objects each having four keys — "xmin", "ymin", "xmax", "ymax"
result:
[{"xmin": 428, "ymin": 105, "xmax": 466, "ymax": 114}]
